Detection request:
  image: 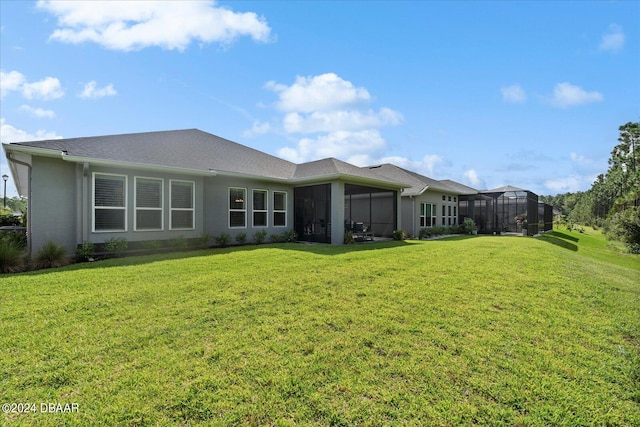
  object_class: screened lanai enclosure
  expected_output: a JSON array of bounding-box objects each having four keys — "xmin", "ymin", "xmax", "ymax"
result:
[
  {"xmin": 294, "ymin": 183, "xmax": 398, "ymax": 243},
  {"xmin": 459, "ymin": 186, "xmax": 550, "ymax": 235}
]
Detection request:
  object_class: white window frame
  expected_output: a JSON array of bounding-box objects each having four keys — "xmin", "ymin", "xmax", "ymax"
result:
[
  {"xmin": 93, "ymin": 172, "xmax": 127, "ymax": 232},
  {"xmin": 252, "ymin": 189, "xmax": 268, "ymax": 228},
  {"xmin": 229, "ymin": 187, "xmax": 247, "ymax": 228},
  {"xmin": 420, "ymin": 203, "xmax": 437, "ymax": 227},
  {"xmin": 170, "ymin": 180, "xmax": 195, "ymax": 230},
  {"xmin": 134, "ymin": 176, "xmax": 164, "ymax": 231},
  {"xmin": 273, "ymin": 191, "xmax": 287, "ymax": 227}
]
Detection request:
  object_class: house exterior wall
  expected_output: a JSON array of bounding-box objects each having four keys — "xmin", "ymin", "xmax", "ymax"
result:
[
  {"xmin": 202, "ymin": 175, "xmax": 294, "ymax": 242},
  {"xmin": 84, "ymin": 165, "xmax": 205, "ymax": 246},
  {"xmin": 29, "ymin": 156, "xmax": 78, "ymax": 255},
  {"xmin": 402, "ymin": 190, "xmax": 459, "ymax": 237}
]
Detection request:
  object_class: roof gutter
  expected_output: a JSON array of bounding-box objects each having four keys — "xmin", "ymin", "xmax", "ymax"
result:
[{"xmin": 60, "ymin": 154, "xmax": 218, "ymax": 177}]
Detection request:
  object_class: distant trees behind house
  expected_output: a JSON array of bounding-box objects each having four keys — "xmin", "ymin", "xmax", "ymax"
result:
[{"xmin": 540, "ymin": 121, "xmax": 640, "ymax": 252}]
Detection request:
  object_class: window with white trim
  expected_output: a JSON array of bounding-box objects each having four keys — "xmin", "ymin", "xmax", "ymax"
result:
[
  {"xmin": 229, "ymin": 187, "xmax": 246, "ymax": 228},
  {"xmin": 273, "ymin": 191, "xmax": 287, "ymax": 227},
  {"xmin": 420, "ymin": 203, "xmax": 437, "ymax": 227},
  {"xmin": 253, "ymin": 189, "xmax": 268, "ymax": 227},
  {"xmin": 93, "ymin": 173, "xmax": 127, "ymax": 232},
  {"xmin": 170, "ymin": 180, "xmax": 194, "ymax": 230},
  {"xmin": 135, "ymin": 177, "xmax": 163, "ymax": 231}
]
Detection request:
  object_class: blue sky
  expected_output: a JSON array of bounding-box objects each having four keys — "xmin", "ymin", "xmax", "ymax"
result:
[{"xmin": 1, "ymin": 1, "xmax": 638, "ymax": 198}]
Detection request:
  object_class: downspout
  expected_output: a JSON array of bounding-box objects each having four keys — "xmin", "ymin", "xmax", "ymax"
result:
[
  {"xmin": 8, "ymin": 155, "xmax": 33, "ymax": 257},
  {"xmin": 82, "ymin": 162, "xmax": 89, "ymax": 244},
  {"xmin": 410, "ymin": 195, "xmax": 415, "ymax": 238}
]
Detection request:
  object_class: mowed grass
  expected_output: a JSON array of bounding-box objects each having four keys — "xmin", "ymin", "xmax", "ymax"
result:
[{"xmin": 1, "ymin": 229, "xmax": 638, "ymax": 426}]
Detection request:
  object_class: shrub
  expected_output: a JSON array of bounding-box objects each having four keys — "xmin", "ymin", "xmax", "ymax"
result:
[
  {"xmin": 462, "ymin": 217, "xmax": 478, "ymax": 234},
  {"xmin": 35, "ymin": 241, "xmax": 67, "ymax": 269},
  {"xmin": 0, "ymin": 238, "xmax": 24, "ymax": 273},
  {"xmin": 418, "ymin": 228, "xmax": 432, "ymax": 239},
  {"xmin": 344, "ymin": 230, "xmax": 355, "ymax": 244},
  {"xmin": 606, "ymin": 206, "xmax": 640, "ymax": 252},
  {"xmin": 254, "ymin": 230, "xmax": 267, "ymax": 244},
  {"xmin": 75, "ymin": 242, "xmax": 95, "ymax": 262},
  {"xmin": 0, "ymin": 211, "xmax": 21, "ymax": 227},
  {"xmin": 281, "ymin": 229, "xmax": 298, "ymax": 242},
  {"xmin": 393, "ymin": 229, "xmax": 406, "ymax": 240},
  {"xmin": 235, "ymin": 232, "xmax": 247, "ymax": 244},
  {"xmin": 1, "ymin": 230, "xmax": 27, "ymax": 249},
  {"xmin": 215, "ymin": 233, "xmax": 231, "ymax": 248},
  {"xmin": 196, "ymin": 233, "xmax": 212, "ymax": 248},
  {"xmin": 104, "ymin": 237, "xmax": 128, "ymax": 257},
  {"xmin": 269, "ymin": 233, "xmax": 284, "ymax": 243}
]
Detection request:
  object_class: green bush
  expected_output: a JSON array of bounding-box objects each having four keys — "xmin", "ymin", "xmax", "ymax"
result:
[
  {"xmin": 75, "ymin": 242, "xmax": 95, "ymax": 262},
  {"xmin": 168, "ymin": 236, "xmax": 188, "ymax": 250},
  {"xmin": 104, "ymin": 237, "xmax": 129, "ymax": 257},
  {"xmin": 344, "ymin": 230, "xmax": 355, "ymax": 244},
  {"xmin": 605, "ymin": 206, "xmax": 640, "ymax": 253},
  {"xmin": 196, "ymin": 233, "xmax": 212, "ymax": 248},
  {"xmin": 215, "ymin": 233, "xmax": 231, "ymax": 248},
  {"xmin": 462, "ymin": 217, "xmax": 478, "ymax": 234},
  {"xmin": 235, "ymin": 232, "xmax": 247, "ymax": 244},
  {"xmin": 393, "ymin": 229, "xmax": 406, "ymax": 240},
  {"xmin": 281, "ymin": 229, "xmax": 298, "ymax": 242},
  {"xmin": 0, "ymin": 230, "xmax": 27, "ymax": 249},
  {"xmin": 269, "ymin": 233, "xmax": 284, "ymax": 243},
  {"xmin": 0, "ymin": 238, "xmax": 24, "ymax": 273},
  {"xmin": 35, "ymin": 241, "xmax": 67, "ymax": 269},
  {"xmin": 254, "ymin": 230, "xmax": 267, "ymax": 244}
]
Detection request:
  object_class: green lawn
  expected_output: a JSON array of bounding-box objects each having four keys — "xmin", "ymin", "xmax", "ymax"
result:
[{"xmin": 1, "ymin": 228, "xmax": 638, "ymax": 426}]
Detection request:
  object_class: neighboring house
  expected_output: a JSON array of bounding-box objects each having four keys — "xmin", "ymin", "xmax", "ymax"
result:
[
  {"xmin": 3, "ymin": 129, "xmax": 406, "ymax": 255},
  {"xmin": 369, "ymin": 164, "xmax": 477, "ymax": 238}
]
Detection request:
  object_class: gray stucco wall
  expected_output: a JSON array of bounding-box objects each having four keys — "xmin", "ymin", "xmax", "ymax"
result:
[
  {"xmin": 202, "ymin": 175, "xmax": 294, "ymax": 243},
  {"xmin": 402, "ymin": 190, "xmax": 460, "ymax": 237},
  {"xmin": 30, "ymin": 156, "xmax": 78, "ymax": 255}
]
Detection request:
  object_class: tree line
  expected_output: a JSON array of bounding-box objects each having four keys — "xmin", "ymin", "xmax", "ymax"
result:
[{"xmin": 539, "ymin": 121, "xmax": 640, "ymax": 253}]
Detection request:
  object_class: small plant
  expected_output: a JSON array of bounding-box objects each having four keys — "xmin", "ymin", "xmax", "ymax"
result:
[
  {"xmin": 215, "ymin": 233, "xmax": 231, "ymax": 247},
  {"xmin": 269, "ymin": 233, "xmax": 284, "ymax": 243},
  {"xmin": 75, "ymin": 242, "xmax": 95, "ymax": 262},
  {"xmin": 104, "ymin": 237, "xmax": 128, "ymax": 257},
  {"xmin": 0, "ymin": 238, "xmax": 24, "ymax": 273},
  {"xmin": 344, "ymin": 230, "xmax": 355, "ymax": 244},
  {"xmin": 281, "ymin": 229, "xmax": 298, "ymax": 242},
  {"xmin": 235, "ymin": 232, "xmax": 247, "ymax": 244},
  {"xmin": 35, "ymin": 241, "xmax": 67, "ymax": 269},
  {"xmin": 197, "ymin": 233, "xmax": 212, "ymax": 248},
  {"xmin": 254, "ymin": 230, "xmax": 267, "ymax": 244},
  {"xmin": 393, "ymin": 229, "xmax": 406, "ymax": 241},
  {"xmin": 463, "ymin": 218, "xmax": 478, "ymax": 234}
]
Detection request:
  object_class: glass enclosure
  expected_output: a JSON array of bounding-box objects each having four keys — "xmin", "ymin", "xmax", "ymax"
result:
[
  {"xmin": 294, "ymin": 184, "xmax": 331, "ymax": 243},
  {"xmin": 344, "ymin": 184, "xmax": 397, "ymax": 238}
]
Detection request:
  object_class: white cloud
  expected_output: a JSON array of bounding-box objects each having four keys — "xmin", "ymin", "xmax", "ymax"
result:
[
  {"xmin": 549, "ymin": 82, "xmax": 603, "ymax": 108},
  {"xmin": 570, "ymin": 152, "xmax": 591, "ymax": 165},
  {"xmin": 18, "ymin": 105, "xmax": 55, "ymax": 119},
  {"xmin": 598, "ymin": 24, "xmax": 624, "ymax": 53},
  {"xmin": 243, "ymin": 120, "xmax": 271, "ymax": 137},
  {"xmin": 544, "ymin": 176, "xmax": 584, "ymax": 193},
  {"xmin": 265, "ymin": 73, "xmax": 371, "ymax": 113},
  {"xmin": 37, "ymin": 0, "xmax": 272, "ymax": 51},
  {"xmin": 0, "ymin": 118, "xmax": 62, "ymax": 143},
  {"xmin": 22, "ymin": 77, "xmax": 64, "ymax": 100},
  {"xmin": 283, "ymin": 108, "xmax": 403, "ymax": 134},
  {"xmin": 501, "ymin": 84, "xmax": 526, "ymax": 103},
  {"xmin": 463, "ymin": 169, "xmax": 482, "ymax": 187},
  {"xmin": 0, "ymin": 70, "xmax": 26, "ymax": 98},
  {"xmin": 265, "ymin": 73, "xmax": 404, "ymax": 166},
  {"xmin": 79, "ymin": 80, "xmax": 117, "ymax": 99},
  {"xmin": 278, "ymin": 130, "xmax": 387, "ymax": 164}
]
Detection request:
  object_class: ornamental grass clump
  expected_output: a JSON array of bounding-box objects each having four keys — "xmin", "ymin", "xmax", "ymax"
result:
[{"xmin": 35, "ymin": 241, "xmax": 67, "ymax": 269}]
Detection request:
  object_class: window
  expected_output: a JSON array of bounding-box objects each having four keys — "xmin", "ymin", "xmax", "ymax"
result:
[
  {"xmin": 448, "ymin": 205, "xmax": 452, "ymax": 216},
  {"xmin": 442, "ymin": 195, "xmax": 446, "ymax": 201},
  {"xmin": 448, "ymin": 196, "xmax": 452, "ymax": 201},
  {"xmin": 273, "ymin": 191, "xmax": 287, "ymax": 227},
  {"xmin": 253, "ymin": 190, "xmax": 268, "ymax": 227},
  {"xmin": 135, "ymin": 177, "xmax": 163, "ymax": 231},
  {"xmin": 420, "ymin": 203, "xmax": 437, "ymax": 227},
  {"xmin": 229, "ymin": 187, "xmax": 246, "ymax": 228},
  {"xmin": 170, "ymin": 180, "xmax": 194, "ymax": 229},
  {"xmin": 442, "ymin": 205, "xmax": 446, "ymax": 216},
  {"xmin": 93, "ymin": 173, "xmax": 126, "ymax": 231}
]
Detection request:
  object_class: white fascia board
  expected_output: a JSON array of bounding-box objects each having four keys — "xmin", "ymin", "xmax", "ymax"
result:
[{"xmin": 61, "ymin": 155, "xmax": 217, "ymax": 177}]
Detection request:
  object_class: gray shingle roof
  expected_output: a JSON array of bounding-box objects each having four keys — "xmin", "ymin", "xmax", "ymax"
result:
[
  {"xmin": 11, "ymin": 129, "xmax": 297, "ymax": 179},
  {"xmin": 366, "ymin": 164, "xmax": 473, "ymax": 196},
  {"xmin": 7, "ymin": 129, "xmax": 407, "ymax": 187}
]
